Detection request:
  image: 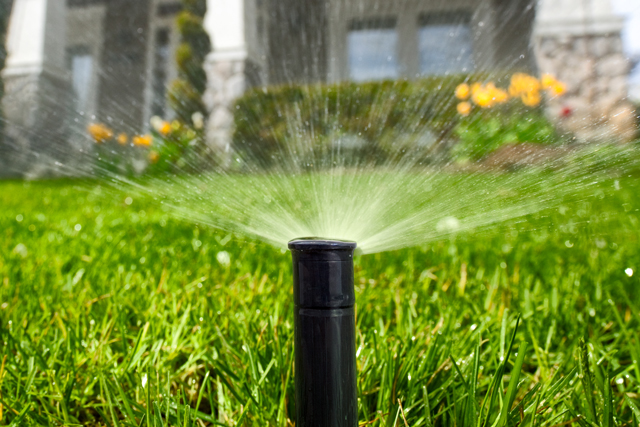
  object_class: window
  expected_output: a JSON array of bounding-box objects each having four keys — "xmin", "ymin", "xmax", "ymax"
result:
[
  {"xmin": 418, "ymin": 11, "xmax": 474, "ymax": 75},
  {"xmin": 68, "ymin": 47, "xmax": 94, "ymax": 112},
  {"xmin": 348, "ymin": 17, "xmax": 398, "ymax": 82},
  {"xmin": 151, "ymin": 28, "xmax": 171, "ymax": 118}
]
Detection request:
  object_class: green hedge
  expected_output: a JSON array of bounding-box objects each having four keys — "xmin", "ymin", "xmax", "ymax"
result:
[
  {"xmin": 231, "ymin": 75, "xmax": 567, "ymax": 168},
  {"xmin": 232, "ymin": 76, "xmax": 484, "ymax": 167}
]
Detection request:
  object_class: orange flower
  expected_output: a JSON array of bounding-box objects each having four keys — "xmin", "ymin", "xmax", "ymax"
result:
[
  {"xmin": 471, "ymin": 84, "xmax": 494, "ymax": 108},
  {"xmin": 490, "ymin": 86, "xmax": 510, "ymax": 104},
  {"xmin": 509, "ymin": 73, "xmax": 540, "ymax": 98},
  {"xmin": 541, "ymin": 73, "xmax": 567, "ymax": 96},
  {"xmin": 455, "ymin": 83, "xmax": 470, "ymax": 100},
  {"xmin": 133, "ymin": 134, "xmax": 152, "ymax": 147},
  {"xmin": 541, "ymin": 73, "xmax": 557, "ymax": 90},
  {"xmin": 521, "ymin": 90, "xmax": 541, "ymax": 107},
  {"xmin": 457, "ymin": 102, "xmax": 472, "ymax": 116},
  {"xmin": 117, "ymin": 133, "xmax": 128, "ymax": 145},
  {"xmin": 87, "ymin": 123, "xmax": 113, "ymax": 144},
  {"xmin": 159, "ymin": 121, "xmax": 171, "ymax": 136},
  {"xmin": 148, "ymin": 150, "xmax": 160, "ymax": 163},
  {"xmin": 550, "ymin": 82, "xmax": 567, "ymax": 96}
]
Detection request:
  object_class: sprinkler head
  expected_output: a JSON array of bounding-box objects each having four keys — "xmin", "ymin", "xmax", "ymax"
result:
[
  {"xmin": 289, "ymin": 238, "xmax": 357, "ymax": 309},
  {"xmin": 289, "ymin": 238, "xmax": 358, "ymax": 427}
]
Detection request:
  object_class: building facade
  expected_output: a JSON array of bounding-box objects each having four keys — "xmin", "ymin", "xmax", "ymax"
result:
[{"xmin": 0, "ymin": 0, "xmax": 635, "ymax": 177}]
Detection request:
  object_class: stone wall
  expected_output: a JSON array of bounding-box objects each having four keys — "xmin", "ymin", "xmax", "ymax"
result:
[
  {"xmin": 203, "ymin": 56, "xmax": 249, "ymax": 161},
  {"xmin": 534, "ymin": 0, "xmax": 637, "ymax": 143}
]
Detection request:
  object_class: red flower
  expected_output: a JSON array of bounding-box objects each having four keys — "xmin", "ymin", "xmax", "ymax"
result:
[{"xmin": 560, "ymin": 106, "xmax": 573, "ymax": 118}]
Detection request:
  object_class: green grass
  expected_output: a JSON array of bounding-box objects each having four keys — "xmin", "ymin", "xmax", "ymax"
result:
[{"xmin": 0, "ymin": 174, "xmax": 639, "ymax": 426}]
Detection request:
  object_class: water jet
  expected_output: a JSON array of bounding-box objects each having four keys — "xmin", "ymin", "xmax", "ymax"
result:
[{"xmin": 289, "ymin": 238, "xmax": 358, "ymax": 427}]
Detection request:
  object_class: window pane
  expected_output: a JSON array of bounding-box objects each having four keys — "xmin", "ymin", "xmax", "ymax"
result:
[
  {"xmin": 71, "ymin": 54, "xmax": 93, "ymax": 111},
  {"xmin": 419, "ymin": 13, "xmax": 474, "ymax": 75},
  {"xmin": 152, "ymin": 28, "xmax": 171, "ymax": 117},
  {"xmin": 348, "ymin": 18, "xmax": 398, "ymax": 82}
]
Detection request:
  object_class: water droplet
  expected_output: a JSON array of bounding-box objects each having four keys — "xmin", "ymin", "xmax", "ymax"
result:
[{"xmin": 216, "ymin": 251, "xmax": 231, "ymax": 266}]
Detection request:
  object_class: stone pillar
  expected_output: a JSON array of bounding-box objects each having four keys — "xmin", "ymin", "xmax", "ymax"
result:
[
  {"xmin": 203, "ymin": 0, "xmax": 248, "ymax": 159},
  {"xmin": 2, "ymin": 0, "xmax": 72, "ymax": 177},
  {"xmin": 534, "ymin": 0, "xmax": 636, "ymax": 142}
]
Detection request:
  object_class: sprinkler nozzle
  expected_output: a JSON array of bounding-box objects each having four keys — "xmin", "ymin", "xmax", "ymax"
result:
[{"xmin": 289, "ymin": 238, "xmax": 358, "ymax": 427}]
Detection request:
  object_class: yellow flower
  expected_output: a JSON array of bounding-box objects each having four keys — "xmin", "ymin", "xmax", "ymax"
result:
[
  {"xmin": 133, "ymin": 134, "xmax": 152, "ymax": 147},
  {"xmin": 117, "ymin": 133, "xmax": 128, "ymax": 145},
  {"xmin": 540, "ymin": 73, "xmax": 567, "ymax": 96},
  {"xmin": 87, "ymin": 123, "xmax": 113, "ymax": 144},
  {"xmin": 473, "ymin": 91, "xmax": 493, "ymax": 108},
  {"xmin": 455, "ymin": 83, "xmax": 470, "ymax": 100},
  {"xmin": 470, "ymin": 84, "xmax": 495, "ymax": 108},
  {"xmin": 509, "ymin": 73, "xmax": 541, "ymax": 98},
  {"xmin": 521, "ymin": 90, "xmax": 541, "ymax": 107},
  {"xmin": 541, "ymin": 73, "xmax": 557, "ymax": 90},
  {"xmin": 159, "ymin": 121, "xmax": 171, "ymax": 136},
  {"xmin": 494, "ymin": 88, "xmax": 510, "ymax": 104},
  {"xmin": 550, "ymin": 82, "xmax": 566, "ymax": 96},
  {"xmin": 148, "ymin": 150, "xmax": 160, "ymax": 164},
  {"xmin": 457, "ymin": 101, "xmax": 472, "ymax": 116}
]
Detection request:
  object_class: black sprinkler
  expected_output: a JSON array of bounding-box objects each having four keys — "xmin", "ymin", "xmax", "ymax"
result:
[{"xmin": 288, "ymin": 238, "xmax": 358, "ymax": 427}]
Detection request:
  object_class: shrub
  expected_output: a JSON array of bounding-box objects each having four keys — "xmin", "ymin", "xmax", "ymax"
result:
[
  {"xmin": 168, "ymin": 0, "xmax": 210, "ymax": 123},
  {"xmin": 232, "ymin": 76, "xmax": 484, "ymax": 168},
  {"xmin": 452, "ymin": 107, "xmax": 561, "ymax": 162},
  {"xmin": 87, "ymin": 117, "xmax": 209, "ymax": 176},
  {"xmin": 451, "ymin": 73, "xmax": 567, "ymax": 162},
  {"xmin": 88, "ymin": 123, "xmax": 155, "ymax": 176},
  {"xmin": 231, "ymin": 73, "xmax": 564, "ymax": 168}
]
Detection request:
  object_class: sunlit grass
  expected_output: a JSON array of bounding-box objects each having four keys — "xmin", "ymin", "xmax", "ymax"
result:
[{"xmin": 0, "ymin": 174, "xmax": 639, "ymax": 426}]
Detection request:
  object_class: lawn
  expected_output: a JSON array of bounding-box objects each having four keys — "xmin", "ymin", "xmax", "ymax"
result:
[{"xmin": 0, "ymin": 174, "xmax": 639, "ymax": 426}]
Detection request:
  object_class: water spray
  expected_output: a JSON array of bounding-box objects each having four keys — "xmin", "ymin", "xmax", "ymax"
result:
[{"xmin": 288, "ymin": 238, "xmax": 358, "ymax": 427}]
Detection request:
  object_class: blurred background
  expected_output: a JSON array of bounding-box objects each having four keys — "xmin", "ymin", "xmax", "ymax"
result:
[{"xmin": 0, "ymin": 0, "xmax": 637, "ymax": 179}]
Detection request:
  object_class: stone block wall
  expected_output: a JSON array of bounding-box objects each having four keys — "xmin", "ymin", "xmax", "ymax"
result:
[
  {"xmin": 203, "ymin": 57, "xmax": 247, "ymax": 154},
  {"xmin": 536, "ymin": 34, "xmax": 636, "ymax": 142},
  {"xmin": 203, "ymin": 56, "xmax": 262, "ymax": 164}
]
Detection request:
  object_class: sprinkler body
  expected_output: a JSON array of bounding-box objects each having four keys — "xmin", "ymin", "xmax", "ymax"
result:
[{"xmin": 289, "ymin": 239, "xmax": 358, "ymax": 427}]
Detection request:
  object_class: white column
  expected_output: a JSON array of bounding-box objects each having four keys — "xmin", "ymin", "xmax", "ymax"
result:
[
  {"xmin": 205, "ymin": 0, "xmax": 247, "ymax": 60},
  {"xmin": 2, "ymin": 0, "xmax": 71, "ymax": 177},
  {"xmin": 5, "ymin": 0, "xmax": 67, "ymax": 77},
  {"xmin": 534, "ymin": 0, "xmax": 636, "ymax": 142},
  {"xmin": 202, "ymin": 0, "xmax": 250, "ymax": 157}
]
